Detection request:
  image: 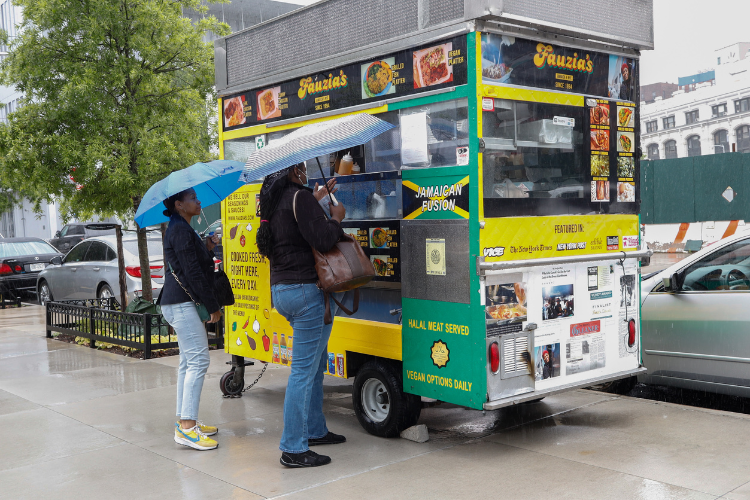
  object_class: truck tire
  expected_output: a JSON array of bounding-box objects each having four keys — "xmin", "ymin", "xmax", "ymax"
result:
[{"xmin": 352, "ymin": 359, "xmax": 421, "ymax": 438}]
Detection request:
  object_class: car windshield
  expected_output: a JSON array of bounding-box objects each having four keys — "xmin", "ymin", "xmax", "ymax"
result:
[
  {"xmin": 0, "ymin": 241, "xmax": 59, "ymax": 258},
  {"xmin": 122, "ymin": 239, "xmax": 164, "ymax": 259}
]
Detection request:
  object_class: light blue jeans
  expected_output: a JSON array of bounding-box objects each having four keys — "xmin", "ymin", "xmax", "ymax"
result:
[
  {"xmin": 272, "ymin": 283, "xmax": 340, "ymax": 454},
  {"xmin": 161, "ymin": 302, "xmax": 210, "ymax": 421}
]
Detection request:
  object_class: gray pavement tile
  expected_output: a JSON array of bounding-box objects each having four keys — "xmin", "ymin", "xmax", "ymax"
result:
[
  {"xmin": 724, "ymin": 481, "xmax": 750, "ymax": 500},
  {"xmin": 0, "ymin": 388, "xmax": 39, "ymax": 416},
  {"xmin": 279, "ymin": 440, "xmax": 714, "ymax": 500},
  {"xmin": 0, "ymin": 359, "xmax": 178, "ymax": 406},
  {"xmin": 0, "ymin": 347, "xmax": 133, "ymax": 381},
  {"xmin": 0, "ymin": 441, "xmax": 263, "ymax": 500},
  {"xmin": 0, "ymin": 408, "xmax": 122, "ymax": 472},
  {"xmin": 137, "ymin": 406, "xmax": 452, "ymax": 498},
  {"xmin": 0, "ymin": 336, "xmax": 75, "ymax": 360},
  {"xmin": 55, "ymin": 384, "xmax": 288, "ymax": 444},
  {"xmin": 487, "ymin": 396, "xmax": 750, "ymax": 496}
]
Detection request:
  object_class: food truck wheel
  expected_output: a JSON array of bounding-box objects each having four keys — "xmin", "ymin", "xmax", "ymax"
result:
[
  {"xmin": 220, "ymin": 370, "xmax": 244, "ymax": 396},
  {"xmin": 353, "ymin": 359, "xmax": 421, "ymax": 438}
]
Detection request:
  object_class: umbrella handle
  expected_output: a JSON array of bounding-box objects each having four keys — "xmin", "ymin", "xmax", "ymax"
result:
[{"xmin": 315, "ymin": 157, "xmax": 337, "ymax": 205}]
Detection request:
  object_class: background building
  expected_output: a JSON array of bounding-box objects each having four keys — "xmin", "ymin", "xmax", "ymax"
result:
[{"xmin": 640, "ymin": 42, "xmax": 750, "ymax": 160}]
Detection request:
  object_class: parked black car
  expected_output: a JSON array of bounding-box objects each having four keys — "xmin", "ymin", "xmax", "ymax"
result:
[
  {"xmin": 48, "ymin": 223, "xmax": 116, "ymax": 253},
  {"xmin": 0, "ymin": 238, "xmax": 63, "ymax": 301}
]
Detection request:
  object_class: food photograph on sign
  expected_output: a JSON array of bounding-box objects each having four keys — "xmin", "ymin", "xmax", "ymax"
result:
[
  {"xmin": 256, "ymin": 86, "xmax": 281, "ymax": 120},
  {"xmin": 413, "ymin": 42, "xmax": 454, "ymax": 89},
  {"xmin": 591, "ymin": 180, "xmax": 610, "ymax": 202},
  {"xmin": 362, "ymin": 57, "xmax": 396, "ymax": 99},
  {"xmin": 590, "ymin": 102, "xmax": 610, "ymax": 126},
  {"xmin": 608, "ymin": 56, "xmax": 635, "ymax": 101},
  {"xmin": 535, "ymin": 343, "xmax": 561, "ymax": 380},
  {"xmin": 542, "ymin": 284, "xmax": 574, "ymax": 320},
  {"xmin": 590, "ymin": 129, "xmax": 609, "ymax": 151},
  {"xmin": 369, "ymin": 227, "xmax": 388, "ymax": 249},
  {"xmin": 617, "ymin": 156, "xmax": 635, "ymax": 178},
  {"xmin": 617, "ymin": 106, "xmax": 634, "ymax": 127},
  {"xmin": 370, "ymin": 255, "xmax": 388, "ymax": 277},
  {"xmin": 223, "ymin": 96, "xmax": 246, "ymax": 128},
  {"xmin": 485, "ymin": 282, "xmax": 527, "ymax": 323},
  {"xmin": 617, "ymin": 182, "xmax": 636, "ymax": 202},
  {"xmin": 617, "ymin": 131, "xmax": 634, "ymax": 153},
  {"xmin": 591, "ymin": 154, "xmax": 610, "ymax": 177}
]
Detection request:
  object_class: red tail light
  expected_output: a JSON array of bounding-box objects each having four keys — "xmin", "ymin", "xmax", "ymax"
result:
[
  {"xmin": 125, "ymin": 266, "xmax": 163, "ymax": 278},
  {"xmin": 0, "ymin": 263, "xmax": 12, "ymax": 275},
  {"xmin": 14, "ymin": 265, "xmax": 22, "ymax": 272},
  {"xmin": 489, "ymin": 342, "xmax": 500, "ymax": 374},
  {"xmin": 627, "ymin": 318, "xmax": 636, "ymax": 347}
]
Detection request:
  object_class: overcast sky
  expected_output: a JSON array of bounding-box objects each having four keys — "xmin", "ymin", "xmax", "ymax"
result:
[{"xmin": 282, "ymin": 0, "xmax": 750, "ymax": 86}]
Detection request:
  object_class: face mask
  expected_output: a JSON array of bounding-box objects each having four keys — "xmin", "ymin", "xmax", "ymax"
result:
[{"xmin": 296, "ymin": 169, "xmax": 309, "ymax": 188}]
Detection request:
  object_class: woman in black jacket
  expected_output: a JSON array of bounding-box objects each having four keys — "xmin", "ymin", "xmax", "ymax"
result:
[
  {"xmin": 160, "ymin": 188, "xmax": 222, "ymax": 451},
  {"xmin": 256, "ymin": 162, "xmax": 346, "ymax": 468}
]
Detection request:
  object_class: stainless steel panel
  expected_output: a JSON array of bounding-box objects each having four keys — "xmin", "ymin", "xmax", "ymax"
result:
[
  {"xmin": 425, "ymin": 0, "xmax": 464, "ymax": 28},
  {"xmin": 400, "ymin": 220, "xmax": 470, "ymax": 304},
  {"xmin": 487, "ymin": 330, "xmax": 534, "ymax": 401}
]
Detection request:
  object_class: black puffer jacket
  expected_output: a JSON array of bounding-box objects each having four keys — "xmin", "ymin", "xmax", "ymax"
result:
[{"xmin": 161, "ymin": 214, "xmax": 220, "ymax": 314}]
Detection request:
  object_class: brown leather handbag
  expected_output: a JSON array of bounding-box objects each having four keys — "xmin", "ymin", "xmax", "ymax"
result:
[{"xmin": 294, "ymin": 191, "xmax": 376, "ymax": 324}]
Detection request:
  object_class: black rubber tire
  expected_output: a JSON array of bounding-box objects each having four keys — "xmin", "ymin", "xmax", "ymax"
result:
[
  {"xmin": 220, "ymin": 370, "xmax": 244, "ymax": 396},
  {"xmin": 97, "ymin": 283, "xmax": 114, "ymax": 300},
  {"xmin": 352, "ymin": 359, "xmax": 421, "ymax": 438},
  {"xmin": 600, "ymin": 376, "xmax": 637, "ymax": 395},
  {"xmin": 38, "ymin": 280, "xmax": 53, "ymax": 306}
]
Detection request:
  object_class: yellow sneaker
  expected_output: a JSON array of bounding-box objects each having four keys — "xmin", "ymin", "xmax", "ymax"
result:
[
  {"xmin": 174, "ymin": 423, "xmax": 218, "ymax": 450},
  {"xmin": 176, "ymin": 420, "xmax": 218, "ymax": 436}
]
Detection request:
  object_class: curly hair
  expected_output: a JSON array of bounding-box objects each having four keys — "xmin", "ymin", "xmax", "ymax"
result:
[{"xmin": 256, "ymin": 164, "xmax": 302, "ymax": 257}]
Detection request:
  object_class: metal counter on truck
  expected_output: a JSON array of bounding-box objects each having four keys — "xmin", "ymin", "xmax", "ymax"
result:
[{"xmin": 215, "ymin": 0, "xmax": 653, "ymax": 436}]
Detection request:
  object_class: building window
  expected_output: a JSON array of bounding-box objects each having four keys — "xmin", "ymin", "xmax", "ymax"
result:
[
  {"xmin": 712, "ymin": 103, "xmax": 727, "ymax": 118},
  {"xmin": 685, "ymin": 110, "xmax": 699, "ymax": 124},
  {"xmin": 738, "ymin": 125, "xmax": 750, "ymax": 153},
  {"xmin": 687, "ymin": 135, "xmax": 702, "ymax": 157},
  {"xmin": 665, "ymin": 140, "xmax": 678, "ymax": 159},
  {"xmin": 736, "ymin": 98, "xmax": 750, "ymax": 114},
  {"xmin": 646, "ymin": 121, "xmax": 658, "ymax": 133},
  {"xmin": 718, "ymin": 57, "xmax": 721, "ymax": 65},
  {"xmin": 663, "ymin": 116, "xmax": 675, "ymax": 129},
  {"xmin": 647, "ymin": 144, "xmax": 659, "ymax": 160},
  {"xmin": 714, "ymin": 130, "xmax": 729, "ymax": 154}
]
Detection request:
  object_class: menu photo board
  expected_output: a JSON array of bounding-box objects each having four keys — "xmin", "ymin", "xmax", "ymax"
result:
[
  {"xmin": 586, "ymin": 97, "xmax": 638, "ymax": 209},
  {"xmin": 341, "ymin": 220, "xmax": 401, "ymax": 282},
  {"xmin": 222, "ymin": 35, "xmax": 468, "ymax": 132},
  {"xmin": 480, "ymin": 34, "xmax": 636, "ymax": 102}
]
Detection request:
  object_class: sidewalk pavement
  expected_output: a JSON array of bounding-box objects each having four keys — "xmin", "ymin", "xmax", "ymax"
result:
[{"xmin": 2, "ymin": 305, "xmax": 750, "ymax": 500}]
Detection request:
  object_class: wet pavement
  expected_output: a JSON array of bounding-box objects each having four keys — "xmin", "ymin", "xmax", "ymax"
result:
[{"xmin": 3, "ymin": 305, "xmax": 750, "ymax": 499}]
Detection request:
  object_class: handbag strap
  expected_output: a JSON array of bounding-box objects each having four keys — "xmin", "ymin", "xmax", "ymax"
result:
[
  {"xmin": 168, "ymin": 262, "xmax": 202, "ymax": 307},
  {"xmin": 323, "ymin": 289, "xmax": 359, "ymax": 325}
]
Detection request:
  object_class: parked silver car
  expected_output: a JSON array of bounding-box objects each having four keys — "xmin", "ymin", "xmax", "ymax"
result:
[
  {"xmin": 37, "ymin": 234, "xmax": 164, "ymax": 306},
  {"xmin": 639, "ymin": 230, "xmax": 750, "ymax": 398}
]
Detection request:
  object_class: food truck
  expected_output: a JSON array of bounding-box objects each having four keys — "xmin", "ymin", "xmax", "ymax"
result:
[{"xmin": 215, "ymin": 0, "xmax": 654, "ymax": 437}]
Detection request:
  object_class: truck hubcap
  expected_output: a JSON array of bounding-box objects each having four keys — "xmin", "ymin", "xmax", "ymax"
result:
[{"xmin": 361, "ymin": 378, "xmax": 390, "ymax": 423}]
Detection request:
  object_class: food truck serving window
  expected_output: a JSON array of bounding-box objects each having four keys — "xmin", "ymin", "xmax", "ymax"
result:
[{"xmin": 482, "ymin": 99, "xmax": 637, "ymax": 217}]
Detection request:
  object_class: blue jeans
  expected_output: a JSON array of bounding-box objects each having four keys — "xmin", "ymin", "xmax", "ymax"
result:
[
  {"xmin": 161, "ymin": 302, "xmax": 210, "ymax": 421},
  {"xmin": 272, "ymin": 283, "xmax": 340, "ymax": 453}
]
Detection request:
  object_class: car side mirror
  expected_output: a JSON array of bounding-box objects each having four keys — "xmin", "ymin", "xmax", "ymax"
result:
[
  {"xmin": 662, "ymin": 272, "xmax": 681, "ymax": 292},
  {"xmin": 50, "ymin": 256, "xmax": 63, "ymax": 266},
  {"xmin": 54, "ymin": 231, "xmax": 61, "ymax": 238}
]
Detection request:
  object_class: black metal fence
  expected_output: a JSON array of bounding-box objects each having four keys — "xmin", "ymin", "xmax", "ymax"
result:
[{"xmin": 45, "ymin": 299, "xmax": 223, "ymax": 359}]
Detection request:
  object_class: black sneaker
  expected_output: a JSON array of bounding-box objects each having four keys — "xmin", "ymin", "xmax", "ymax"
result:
[
  {"xmin": 280, "ymin": 450, "xmax": 331, "ymax": 468},
  {"xmin": 308, "ymin": 431, "xmax": 346, "ymax": 446}
]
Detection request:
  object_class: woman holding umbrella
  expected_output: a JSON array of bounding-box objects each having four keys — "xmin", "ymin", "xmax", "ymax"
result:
[
  {"xmin": 256, "ymin": 162, "xmax": 346, "ymax": 468},
  {"xmin": 160, "ymin": 188, "xmax": 223, "ymax": 451}
]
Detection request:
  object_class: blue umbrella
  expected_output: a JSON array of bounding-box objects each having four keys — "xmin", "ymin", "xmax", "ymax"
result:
[
  {"xmin": 240, "ymin": 113, "xmax": 395, "ymax": 183},
  {"xmin": 135, "ymin": 160, "xmax": 246, "ymax": 228}
]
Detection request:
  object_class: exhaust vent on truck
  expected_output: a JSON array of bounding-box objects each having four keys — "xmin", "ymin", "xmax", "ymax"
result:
[{"xmin": 500, "ymin": 331, "xmax": 533, "ymax": 380}]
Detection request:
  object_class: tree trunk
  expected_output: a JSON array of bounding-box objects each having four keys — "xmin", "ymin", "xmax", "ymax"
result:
[{"xmin": 132, "ymin": 196, "xmax": 153, "ymax": 302}]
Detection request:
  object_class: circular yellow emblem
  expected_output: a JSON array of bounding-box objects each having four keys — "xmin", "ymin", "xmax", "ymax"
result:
[{"xmin": 430, "ymin": 340, "xmax": 450, "ymax": 368}]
